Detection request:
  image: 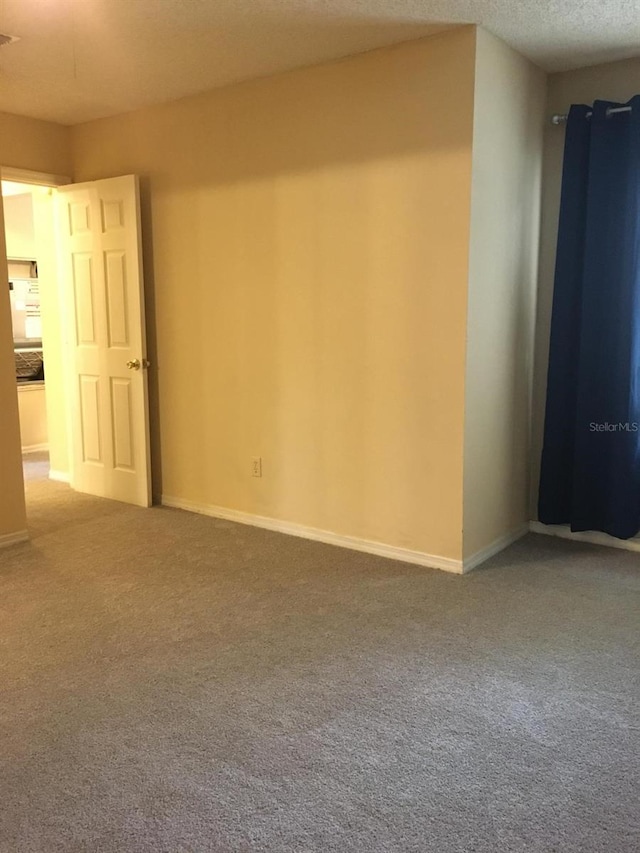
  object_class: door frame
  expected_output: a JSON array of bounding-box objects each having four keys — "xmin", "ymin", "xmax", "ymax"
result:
[
  {"xmin": 2, "ymin": 167, "xmax": 71, "ymax": 189},
  {"xmin": 1, "ymin": 166, "xmax": 72, "ymax": 492}
]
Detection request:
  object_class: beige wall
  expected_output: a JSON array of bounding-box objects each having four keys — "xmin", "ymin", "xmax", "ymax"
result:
[
  {"xmin": 17, "ymin": 385, "xmax": 48, "ymax": 451},
  {"xmin": 530, "ymin": 57, "xmax": 640, "ymax": 518},
  {"xmin": 3, "ymin": 193, "xmax": 36, "ymax": 260},
  {"xmin": 0, "ymin": 114, "xmax": 71, "ymax": 540},
  {"xmin": 463, "ymin": 29, "xmax": 546, "ymax": 558},
  {"xmin": 0, "ymin": 111, "xmax": 72, "ymax": 177},
  {"xmin": 72, "ymin": 28, "xmax": 477, "ymax": 561},
  {"xmin": 0, "ymin": 26, "xmax": 551, "ymax": 562},
  {"xmin": 0, "ymin": 197, "xmax": 27, "ymax": 539}
]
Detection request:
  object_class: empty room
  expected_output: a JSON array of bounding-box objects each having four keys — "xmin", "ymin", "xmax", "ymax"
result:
[{"xmin": 0, "ymin": 1, "xmax": 638, "ymax": 851}]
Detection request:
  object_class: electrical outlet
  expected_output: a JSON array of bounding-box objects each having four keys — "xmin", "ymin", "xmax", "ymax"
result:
[{"xmin": 251, "ymin": 457, "xmax": 262, "ymax": 478}]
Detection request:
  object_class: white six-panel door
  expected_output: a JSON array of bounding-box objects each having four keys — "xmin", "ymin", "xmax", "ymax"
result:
[{"xmin": 56, "ymin": 175, "xmax": 151, "ymax": 506}]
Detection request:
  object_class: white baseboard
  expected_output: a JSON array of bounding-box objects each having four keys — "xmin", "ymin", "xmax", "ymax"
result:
[
  {"xmin": 462, "ymin": 524, "xmax": 529, "ymax": 573},
  {"xmin": 161, "ymin": 495, "xmax": 464, "ymax": 574},
  {"xmin": 49, "ymin": 469, "xmax": 70, "ymax": 484},
  {"xmin": 22, "ymin": 443, "xmax": 49, "ymax": 454},
  {"xmin": 0, "ymin": 530, "xmax": 29, "ymax": 549},
  {"xmin": 529, "ymin": 520, "xmax": 640, "ymax": 553}
]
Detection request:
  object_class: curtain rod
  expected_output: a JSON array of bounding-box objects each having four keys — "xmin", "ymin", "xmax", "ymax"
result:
[{"xmin": 551, "ymin": 105, "xmax": 632, "ymax": 125}]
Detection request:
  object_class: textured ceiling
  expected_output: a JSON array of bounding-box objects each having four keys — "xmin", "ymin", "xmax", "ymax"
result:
[{"xmin": 0, "ymin": 0, "xmax": 639, "ymax": 126}]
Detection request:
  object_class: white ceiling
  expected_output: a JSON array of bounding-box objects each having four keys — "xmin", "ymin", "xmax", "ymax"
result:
[{"xmin": 0, "ymin": 0, "xmax": 639, "ymax": 126}]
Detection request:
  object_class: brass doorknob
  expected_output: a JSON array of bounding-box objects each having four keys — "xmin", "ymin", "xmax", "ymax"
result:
[{"xmin": 126, "ymin": 358, "xmax": 141, "ymax": 370}]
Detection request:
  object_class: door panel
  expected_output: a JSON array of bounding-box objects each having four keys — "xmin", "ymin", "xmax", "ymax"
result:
[
  {"xmin": 105, "ymin": 252, "xmax": 129, "ymax": 347},
  {"xmin": 110, "ymin": 377, "xmax": 134, "ymax": 470},
  {"xmin": 72, "ymin": 253, "xmax": 96, "ymax": 344},
  {"xmin": 79, "ymin": 375, "xmax": 101, "ymax": 463},
  {"xmin": 56, "ymin": 175, "xmax": 151, "ymax": 506}
]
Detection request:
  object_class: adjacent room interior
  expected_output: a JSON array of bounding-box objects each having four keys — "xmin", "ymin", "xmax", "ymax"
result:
[
  {"xmin": 4, "ymin": 179, "xmax": 67, "ymax": 485},
  {"xmin": 0, "ymin": 3, "xmax": 638, "ymax": 851}
]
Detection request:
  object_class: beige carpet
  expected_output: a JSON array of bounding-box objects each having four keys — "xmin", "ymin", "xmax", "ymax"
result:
[{"xmin": 1, "ymin": 453, "xmax": 639, "ymax": 852}]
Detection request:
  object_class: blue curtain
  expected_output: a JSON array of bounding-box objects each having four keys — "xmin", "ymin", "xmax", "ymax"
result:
[{"xmin": 539, "ymin": 96, "xmax": 640, "ymax": 539}]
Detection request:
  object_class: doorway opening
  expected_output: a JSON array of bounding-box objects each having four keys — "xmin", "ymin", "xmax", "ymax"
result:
[
  {"xmin": 3, "ymin": 176, "xmax": 71, "ymax": 515},
  {"xmin": 2, "ymin": 169, "xmax": 152, "ymax": 536}
]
